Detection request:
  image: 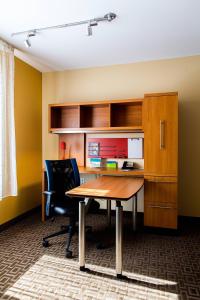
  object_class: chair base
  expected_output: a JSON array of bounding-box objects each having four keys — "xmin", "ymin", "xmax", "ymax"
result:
[
  {"xmin": 66, "ymin": 250, "xmax": 73, "ymax": 258},
  {"xmin": 42, "ymin": 224, "xmax": 93, "ymax": 258},
  {"xmin": 43, "ymin": 227, "xmax": 69, "ymax": 243},
  {"xmin": 42, "ymin": 240, "xmax": 50, "ymax": 247}
]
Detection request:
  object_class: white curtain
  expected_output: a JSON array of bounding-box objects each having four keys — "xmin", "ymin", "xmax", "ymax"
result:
[{"xmin": 0, "ymin": 39, "xmax": 17, "ymax": 199}]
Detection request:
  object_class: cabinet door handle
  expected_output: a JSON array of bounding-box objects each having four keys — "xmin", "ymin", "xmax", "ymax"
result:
[
  {"xmin": 148, "ymin": 205, "xmax": 171, "ymax": 209},
  {"xmin": 160, "ymin": 120, "xmax": 165, "ymax": 149}
]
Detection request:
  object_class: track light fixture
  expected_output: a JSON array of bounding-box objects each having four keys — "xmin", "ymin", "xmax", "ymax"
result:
[
  {"xmin": 87, "ymin": 25, "xmax": 92, "ymax": 36},
  {"xmin": 24, "ymin": 38, "xmax": 31, "ymax": 48},
  {"xmin": 24, "ymin": 31, "xmax": 36, "ymax": 48},
  {"xmin": 11, "ymin": 12, "xmax": 116, "ymax": 48},
  {"xmin": 87, "ymin": 20, "xmax": 98, "ymax": 36},
  {"xmin": 105, "ymin": 12, "xmax": 116, "ymax": 22}
]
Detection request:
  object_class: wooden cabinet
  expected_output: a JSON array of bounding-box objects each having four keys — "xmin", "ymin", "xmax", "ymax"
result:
[
  {"xmin": 143, "ymin": 93, "xmax": 178, "ymax": 229},
  {"xmin": 144, "ymin": 179, "xmax": 177, "ymax": 229},
  {"xmin": 144, "ymin": 203, "xmax": 177, "ymax": 229},
  {"xmin": 144, "ymin": 177, "xmax": 177, "ymax": 205},
  {"xmin": 143, "ymin": 93, "xmax": 178, "ymax": 176},
  {"xmin": 49, "ymin": 99, "xmax": 143, "ymax": 133}
]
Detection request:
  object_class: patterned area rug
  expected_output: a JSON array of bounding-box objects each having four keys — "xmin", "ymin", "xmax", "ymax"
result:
[
  {"xmin": 0, "ymin": 212, "xmax": 200, "ymax": 299},
  {"xmin": 3, "ymin": 255, "xmax": 178, "ymax": 300}
]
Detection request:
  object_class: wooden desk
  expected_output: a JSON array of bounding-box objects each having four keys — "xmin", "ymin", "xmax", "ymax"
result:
[
  {"xmin": 42, "ymin": 167, "xmax": 144, "ymax": 222},
  {"xmin": 66, "ymin": 176, "xmax": 144, "ymax": 278},
  {"xmin": 67, "ymin": 176, "xmax": 144, "ymax": 199}
]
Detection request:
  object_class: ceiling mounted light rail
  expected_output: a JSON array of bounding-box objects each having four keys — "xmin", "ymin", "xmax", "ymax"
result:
[{"xmin": 11, "ymin": 12, "xmax": 117, "ymax": 48}]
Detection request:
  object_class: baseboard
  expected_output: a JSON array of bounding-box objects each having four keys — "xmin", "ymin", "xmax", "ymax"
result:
[
  {"xmin": 142, "ymin": 215, "xmax": 200, "ymax": 235},
  {"xmin": 0, "ymin": 205, "xmax": 41, "ymax": 232},
  {"xmin": 178, "ymin": 215, "xmax": 200, "ymax": 225}
]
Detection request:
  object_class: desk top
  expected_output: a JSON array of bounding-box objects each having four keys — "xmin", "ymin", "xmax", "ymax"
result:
[
  {"xmin": 78, "ymin": 166, "xmax": 144, "ymax": 177},
  {"xmin": 66, "ymin": 176, "xmax": 144, "ymax": 201}
]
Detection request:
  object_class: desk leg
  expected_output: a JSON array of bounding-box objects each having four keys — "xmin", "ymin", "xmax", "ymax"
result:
[
  {"xmin": 107, "ymin": 200, "xmax": 111, "ymax": 227},
  {"xmin": 79, "ymin": 201, "xmax": 86, "ymax": 271},
  {"xmin": 116, "ymin": 201, "xmax": 123, "ymax": 278},
  {"xmin": 132, "ymin": 193, "xmax": 137, "ymax": 232}
]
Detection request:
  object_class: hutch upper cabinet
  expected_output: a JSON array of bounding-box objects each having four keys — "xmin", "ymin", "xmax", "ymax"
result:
[
  {"xmin": 143, "ymin": 93, "xmax": 178, "ymax": 176},
  {"xmin": 49, "ymin": 99, "xmax": 143, "ymax": 133}
]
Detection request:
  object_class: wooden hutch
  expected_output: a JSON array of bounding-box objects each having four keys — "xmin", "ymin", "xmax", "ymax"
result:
[{"xmin": 47, "ymin": 92, "xmax": 178, "ymax": 229}]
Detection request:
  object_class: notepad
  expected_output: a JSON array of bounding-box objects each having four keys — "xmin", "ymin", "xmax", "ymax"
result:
[{"xmin": 128, "ymin": 138, "xmax": 143, "ymax": 159}]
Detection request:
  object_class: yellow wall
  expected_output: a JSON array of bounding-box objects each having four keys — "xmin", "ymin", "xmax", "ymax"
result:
[
  {"xmin": 42, "ymin": 55, "xmax": 200, "ymax": 217},
  {"xmin": 0, "ymin": 57, "xmax": 42, "ymax": 225}
]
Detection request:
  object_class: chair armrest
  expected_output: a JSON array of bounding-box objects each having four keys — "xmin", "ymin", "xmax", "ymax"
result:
[
  {"xmin": 43, "ymin": 191, "xmax": 55, "ymax": 195},
  {"xmin": 43, "ymin": 191, "xmax": 55, "ymax": 217}
]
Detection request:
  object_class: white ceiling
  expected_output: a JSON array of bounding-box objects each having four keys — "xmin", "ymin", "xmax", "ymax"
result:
[{"xmin": 0, "ymin": 0, "xmax": 200, "ymax": 72}]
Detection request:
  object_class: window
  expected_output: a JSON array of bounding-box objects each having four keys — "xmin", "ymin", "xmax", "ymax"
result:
[{"xmin": 0, "ymin": 39, "xmax": 17, "ymax": 199}]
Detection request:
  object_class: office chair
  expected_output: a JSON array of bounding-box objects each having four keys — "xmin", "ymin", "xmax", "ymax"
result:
[{"xmin": 42, "ymin": 159, "xmax": 89, "ymax": 258}]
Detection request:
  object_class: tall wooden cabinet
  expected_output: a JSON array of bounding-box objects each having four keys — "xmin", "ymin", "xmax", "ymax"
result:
[{"xmin": 143, "ymin": 93, "xmax": 178, "ymax": 229}]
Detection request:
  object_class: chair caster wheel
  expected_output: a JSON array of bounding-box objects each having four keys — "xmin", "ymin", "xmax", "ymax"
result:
[
  {"xmin": 42, "ymin": 240, "xmax": 49, "ymax": 247},
  {"xmin": 66, "ymin": 250, "xmax": 72, "ymax": 258}
]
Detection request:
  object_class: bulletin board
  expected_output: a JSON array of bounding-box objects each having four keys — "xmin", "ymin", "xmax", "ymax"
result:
[
  {"xmin": 88, "ymin": 138, "xmax": 127, "ymax": 158},
  {"xmin": 88, "ymin": 138, "xmax": 143, "ymax": 159}
]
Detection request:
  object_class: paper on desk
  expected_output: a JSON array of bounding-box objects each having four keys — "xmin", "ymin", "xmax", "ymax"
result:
[{"xmin": 128, "ymin": 138, "xmax": 143, "ymax": 158}]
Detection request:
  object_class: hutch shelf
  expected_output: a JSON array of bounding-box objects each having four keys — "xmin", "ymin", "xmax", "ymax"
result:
[{"xmin": 49, "ymin": 99, "xmax": 143, "ymax": 133}]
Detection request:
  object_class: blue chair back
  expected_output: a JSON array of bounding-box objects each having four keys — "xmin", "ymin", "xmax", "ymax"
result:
[{"xmin": 45, "ymin": 159, "xmax": 80, "ymax": 197}]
